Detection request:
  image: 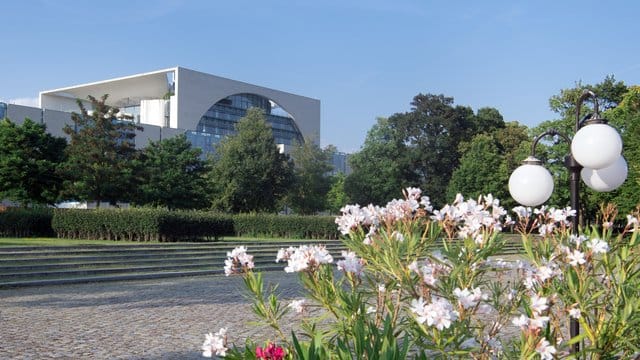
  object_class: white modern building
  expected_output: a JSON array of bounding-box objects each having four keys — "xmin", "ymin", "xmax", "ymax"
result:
[{"xmin": 3, "ymin": 67, "xmax": 321, "ymax": 155}]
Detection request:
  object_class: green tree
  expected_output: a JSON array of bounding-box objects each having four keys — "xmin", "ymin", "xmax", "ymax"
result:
[
  {"xmin": 326, "ymin": 172, "xmax": 349, "ymax": 214},
  {"xmin": 584, "ymin": 86, "xmax": 640, "ymax": 216},
  {"xmin": 549, "ymin": 75, "xmax": 628, "ymax": 119},
  {"xmin": 537, "ymin": 77, "xmax": 636, "ymax": 221},
  {"xmin": 135, "ymin": 134, "xmax": 208, "ymax": 210},
  {"xmin": 287, "ymin": 140, "xmax": 333, "ymax": 215},
  {"xmin": 60, "ymin": 94, "xmax": 142, "ymax": 207},
  {"xmin": 446, "ymin": 133, "xmax": 505, "ymax": 201},
  {"xmin": 388, "ymin": 94, "xmax": 505, "ymax": 206},
  {"xmin": 446, "ymin": 121, "xmax": 531, "ymax": 209},
  {"xmin": 344, "ymin": 117, "xmax": 409, "ymax": 205},
  {"xmin": 208, "ymin": 108, "xmax": 294, "ymax": 213},
  {"xmin": 0, "ymin": 118, "xmax": 66, "ymax": 205}
]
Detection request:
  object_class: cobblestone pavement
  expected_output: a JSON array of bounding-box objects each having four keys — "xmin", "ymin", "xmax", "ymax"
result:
[{"xmin": 0, "ymin": 273, "xmax": 304, "ymax": 359}]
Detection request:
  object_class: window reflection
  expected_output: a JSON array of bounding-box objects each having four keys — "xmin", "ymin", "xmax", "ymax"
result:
[{"xmin": 188, "ymin": 93, "xmax": 304, "ymax": 155}]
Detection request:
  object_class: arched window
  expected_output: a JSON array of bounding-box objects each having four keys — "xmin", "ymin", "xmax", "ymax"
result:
[{"xmin": 186, "ymin": 93, "xmax": 304, "ymax": 155}]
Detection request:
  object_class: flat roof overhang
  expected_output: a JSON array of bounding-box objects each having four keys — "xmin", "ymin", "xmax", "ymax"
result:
[{"xmin": 40, "ymin": 67, "xmax": 175, "ymax": 108}]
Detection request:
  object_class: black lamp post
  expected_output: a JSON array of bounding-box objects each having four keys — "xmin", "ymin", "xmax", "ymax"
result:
[{"xmin": 508, "ymin": 90, "xmax": 627, "ymax": 352}]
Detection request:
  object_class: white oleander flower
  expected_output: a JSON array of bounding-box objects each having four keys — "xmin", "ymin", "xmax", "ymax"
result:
[
  {"xmin": 535, "ymin": 338, "xmax": 557, "ymax": 360},
  {"xmin": 530, "ymin": 294, "xmax": 548, "ymax": 316},
  {"xmin": 410, "ymin": 297, "xmax": 458, "ymax": 330},
  {"xmin": 566, "ymin": 249, "xmax": 586, "ymax": 266},
  {"xmin": 587, "ymin": 238, "xmax": 609, "ymax": 254},
  {"xmin": 202, "ymin": 328, "xmax": 227, "ymax": 357},
  {"xmin": 336, "ymin": 251, "xmax": 365, "ymax": 276},
  {"xmin": 288, "ymin": 299, "xmax": 306, "ymax": 314},
  {"xmin": 568, "ymin": 306, "xmax": 581, "ymax": 319},
  {"xmin": 453, "ymin": 287, "xmax": 486, "ymax": 310}
]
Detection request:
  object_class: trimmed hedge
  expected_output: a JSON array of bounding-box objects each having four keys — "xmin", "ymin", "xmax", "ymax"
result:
[
  {"xmin": 0, "ymin": 207, "xmax": 55, "ymax": 237},
  {"xmin": 0, "ymin": 208, "xmax": 340, "ymax": 241},
  {"xmin": 232, "ymin": 213, "xmax": 339, "ymax": 239},
  {"xmin": 52, "ymin": 208, "xmax": 234, "ymax": 242}
]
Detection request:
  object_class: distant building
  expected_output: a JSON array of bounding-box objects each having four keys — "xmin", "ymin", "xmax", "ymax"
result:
[
  {"xmin": 3, "ymin": 67, "xmax": 320, "ymax": 155},
  {"xmin": 330, "ymin": 151, "xmax": 352, "ymax": 175}
]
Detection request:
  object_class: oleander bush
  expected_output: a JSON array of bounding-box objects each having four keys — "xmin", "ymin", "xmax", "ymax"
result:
[
  {"xmin": 0, "ymin": 207, "xmax": 54, "ymax": 237},
  {"xmin": 205, "ymin": 188, "xmax": 640, "ymax": 359}
]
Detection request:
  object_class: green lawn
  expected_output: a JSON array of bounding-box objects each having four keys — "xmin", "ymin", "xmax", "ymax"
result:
[
  {"xmin": 0, "ymin": 236, "xmax": 333, "ymax": 247},
  {"xmin": 0, "ymin": 238, "xmax": 158, "ymax": 247}
]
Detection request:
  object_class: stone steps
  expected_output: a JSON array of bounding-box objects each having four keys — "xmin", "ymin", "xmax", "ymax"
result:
[
  {"xmin": 0, "ymin": 238, "xmax": 522, "ymax": 288},
  {"xmin": 0, "ymin": 240, "xmax": 346, "ymax": 288}
]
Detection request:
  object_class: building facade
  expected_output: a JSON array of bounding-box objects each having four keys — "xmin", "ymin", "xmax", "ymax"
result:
[{"xmin": 29, "ymin": 67, "xmax": 320, "ymax": 155}]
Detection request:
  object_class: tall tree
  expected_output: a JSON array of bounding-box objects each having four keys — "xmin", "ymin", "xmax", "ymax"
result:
[
  {"xmin": 208, "ymin": 108, "xmax": 294, "ymax": 213},
  {"xmin": 537, "ymin": 77, "xmax": 639, "ymax": 221},
  {"xmin": 548, "ymin": 75, "xmax": 628, "ymax": 119},
  {"xmin": 0, "ymin": 118, "xmax": 66, "ymax": 205},
  {"xmin": 446, "ymin": 123, "xmax": 530, "ymax": 208},
  {"xmin": 446, "ymin": 134, "xmax": 505, "ymax": 202},
  {"xmin": 326, "ymin": 172, "xmax": 349, "ymax": 214},
  {"xmin": 344, "ymin": 117, "xmax": 409, "ymax": 205},
  {"xmin": 584, "ymin": 86, "xmax": 640, "ymax": 216},
  {"xmin": 135, "ymin": 134, "xmax": 208, "ymax": 210},
  {"xmin": 60, "ymin": 94, "xmax": 142, "ymax": 207},
  {"xmin": 388, "ymin": 94, "xmax": 504, "ymax": 206},
  {"xmin": 286, "ymin": 140, "xmax": 333, "ymax": 215}
]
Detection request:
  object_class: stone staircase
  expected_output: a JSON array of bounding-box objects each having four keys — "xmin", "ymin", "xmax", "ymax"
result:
[
  {"xmin": 0, "ymin": 237, "xmax": 522, "ymax": 288},
  {"xmin": 0, "ymin": 240, "xmax": 347, "ymax": 288}
]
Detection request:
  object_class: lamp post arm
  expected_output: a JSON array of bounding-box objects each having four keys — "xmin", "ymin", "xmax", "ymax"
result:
[
  {"xmin": 530, "ymin": 129, "xmax": 572, "ymax": 158},
  {"xmin": 576, "ymin": 90, "xmax": 600, "ymax": 130}
]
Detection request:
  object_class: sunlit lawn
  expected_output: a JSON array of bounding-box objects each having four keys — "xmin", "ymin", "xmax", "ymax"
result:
[{"xmin": 0, "ymin": 237, "xmax": 332, "ymax": 247}]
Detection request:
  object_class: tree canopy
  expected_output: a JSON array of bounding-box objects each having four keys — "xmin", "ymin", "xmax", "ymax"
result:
[
  {"xmin": 208, "ymin": 107, "xmax": 294, "ymax": 213},
  {"xmin": 60, "ymin": 94, "xmax": 142, "ymax": 207},
  {"xmin": 344, "ymin": 117, "xmax": 409, "ymax": 205},
  {"xmin": 286, "ymin": 140, "xmax": 333, "ymax": 215},
  {"xmin": 0, "ymin": 118, "xmax": 66, "ymax": 205},
  {"xmin": 135, "ymin": 134, "xmax": 208, "ymax": 210},
  {"xmin": 346, "ymin": 95, "xmax": 506, "ymax": 207}
]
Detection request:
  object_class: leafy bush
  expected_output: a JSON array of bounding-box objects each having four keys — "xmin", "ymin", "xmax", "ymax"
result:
[
  {"xmin": 207, "ymin": 189, "xmax": 640, "ymax": 359},
  {"xmin": 0, "ymin": 207, "xmax": 54, "ymax": 237}
]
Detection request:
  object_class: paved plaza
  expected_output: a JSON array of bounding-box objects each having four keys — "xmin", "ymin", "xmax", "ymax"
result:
[{"xmin": 0, "ymin": 273, "xmax": 304, "ymax": 359}]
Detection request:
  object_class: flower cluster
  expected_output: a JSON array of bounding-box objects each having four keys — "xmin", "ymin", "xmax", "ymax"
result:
[
  {"xmin": 275, "ymin": 244, "xmax": 333, "ymax": 273},
  {"xmin": 288, "ymin": 299, "xmax": 306, "ymax": 314},
  {"xmin": 512, "ymin": 293, "xmax": 557, "ymax": 358},
  {"xmin": 431, "ymin": 193, "xmax": 509, "ymax": 245},
  {"xmin": 255, "ymin": 342, "xmax": 286, "ymax": 360},
  {"xmin": 513, "ymin": 205, "xmax": 576, "ymax": 236},
  {"xmin": 410, "ymin": 297, "xmax": 459, "ymax": 330},
  {"xmin": 453, "ymin": 287, "xmax": 487, "ymax": 310},
  {"xmin": 521, "ymin": 259, "xmax": 562, "ymax": 290},
  {"xmin": 336, "ymin": 250, "xmax": 365, "ymax": 276},
  {"xmin": 223, "ymin": 246, "xmax": 254, "ymax": 276},
  {"xmin": 202, "ymin": 328, "xmax": 228, "ymax": 358},
  {"xmin": 408, "ymin": 252, "xmax": 451, "ymax": 287},
  {"xmin": 204, "ymin": 188, "xmax": 640, "ymax": 358},
  {"xmin": 334, "ymin": 187, "xmax": 432, "ymax": 239}
]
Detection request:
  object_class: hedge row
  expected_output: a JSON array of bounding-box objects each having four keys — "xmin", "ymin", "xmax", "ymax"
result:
[
  {"xmin": 38, "ymin": 209, "xmax": 338, "ymax": 241},
  {"xmin": 0, "ymin": 207, "xmax": 55, "ymax": 237},
  {"xmin": 233, "ymin": 213, "xmax": 339, "ymax": 239},
  {"xmin": 51, "ymin": 208, "xmax": 234, "ymax": 242},
  {"xmin": 2, "ymin": 208, "xmax": 340, "ymax": 241}
]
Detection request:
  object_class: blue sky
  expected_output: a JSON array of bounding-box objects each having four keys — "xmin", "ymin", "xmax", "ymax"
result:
[{"xmin": 3, "ymin": 0, "xmax": 639, "ymax": 153}]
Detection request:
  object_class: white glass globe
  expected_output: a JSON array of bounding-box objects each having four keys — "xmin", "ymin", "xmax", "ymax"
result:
[
  {"xmin": 509, "ymin": 162, "xmax": 554, "ymax": 207},
  {"xmin": 571, "ymin": 123, "xmax": 622, "ymax": 169},
  {"xmin": 581, "ymin": 156, "xmax": 628, "ymax": 192}
]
